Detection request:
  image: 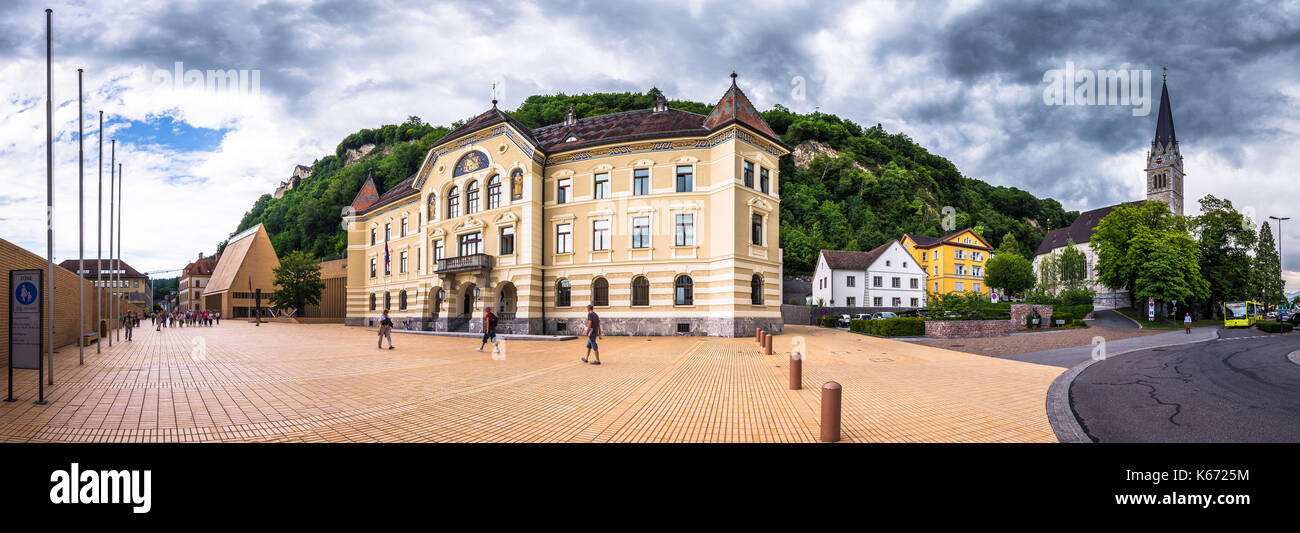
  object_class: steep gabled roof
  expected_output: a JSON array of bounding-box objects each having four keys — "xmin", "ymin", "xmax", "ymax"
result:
[
  {"xmin": 819, "ymin": 241, "xmax": 893, "ymax": 270},
  {"xmin": 349, "ymin": 175, "xmax": 381, "ymax": 214},
  {"xmin": 1153, "ymin": 79, "xmax": 1176, "ymax": 146},
  {"xmin": 702, "ymin": 74, "xmax": 783, "ymax": 145},
  {"xmin": 204, "ymin": 224, "xmax": 279, "ymax": 295},
  {"xmin": 1034, "ymin": 201, "xmax": 1143, "ymax": 256},
  {"xmin": 902, "ymin": 228, "xmax": 992, "ymax": 251},
  {"xmin": 182, "ymin": 257, "xmax": 219, "ymax": 277},
  {"xmin": 355, "ymin": 173, "xmax": 419, "ymax": 215},
  {"xmin": 433, "ymin": 106, "xmax": 543, "ymax": 152}
]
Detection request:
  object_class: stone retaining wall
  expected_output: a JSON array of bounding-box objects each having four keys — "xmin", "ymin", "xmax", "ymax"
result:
[{"xmin": 923, "ymin": 320, "xmax": 1019, "ymax": 338}]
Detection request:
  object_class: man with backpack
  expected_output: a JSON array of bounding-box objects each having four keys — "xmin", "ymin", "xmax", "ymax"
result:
[
  {"xmin": 478, "ymin": 308, "xmax": 498, "ymax": 352},
  {"xmin": 378, "ymin": 309, "xmax": 395, "ymax": 349}
]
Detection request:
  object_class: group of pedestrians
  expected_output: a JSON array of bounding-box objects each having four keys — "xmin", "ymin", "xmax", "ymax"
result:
[
  {"xmin": 377, "ymin": 304, "xmax": 604, "ymax": 365},
  {"xmin": 154, "ymin": 309, "xmax": 221, "ymax": 330}
]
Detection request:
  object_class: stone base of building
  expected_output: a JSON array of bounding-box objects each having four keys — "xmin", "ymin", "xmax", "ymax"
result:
[{"xmin": 346, "ymin": 315, "xmax": 780, "ymax": 338}]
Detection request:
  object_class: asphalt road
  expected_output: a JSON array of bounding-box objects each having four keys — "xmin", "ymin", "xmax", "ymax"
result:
[
  {"xmin": 1070, "ymin": 329, "xmax": 1300, "ymax": 442},
  {"xmin": 1090, "ymin": 309, "xmax": 1139, "ymax": 329}
]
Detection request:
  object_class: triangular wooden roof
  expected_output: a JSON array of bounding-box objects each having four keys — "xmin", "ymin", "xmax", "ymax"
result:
[{"xmin": 203, "ymin": 224, "xmax": 280, "ymax": 295}]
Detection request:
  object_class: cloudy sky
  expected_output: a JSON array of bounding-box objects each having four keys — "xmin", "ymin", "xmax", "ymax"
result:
[{"xmin": 1, "ymin": 0, "xmax": 1297, "ymax": 292}]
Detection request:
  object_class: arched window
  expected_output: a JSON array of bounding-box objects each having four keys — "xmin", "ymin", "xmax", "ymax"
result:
[
  {"xmin": 591, "ymin": 277, "xmax": 609, "ymax": 307},
  {"xmin": 510, "ymin": 169, "xmax": 524, "ymax": 200},
  {"xmin": 466, "ymin": 181, "xmax": 480, "ymax": 214},
  {"xmin": 383, "ymin": 292, "xmax": 391, "ymax": 311},
  {"xmin": 369, "ymin": 294, "xmax": 376, "ymax": 311},
  {"xmin": 631, "ymin": 276, "xmax": 650, "ymax": 307},
  {"xmin": 750, "ymin": 274, "xmax": 764, "ymax": 305},
  {"xmin": 556, "ymin": 279, "xmax": 571, "ymax": 307},
  {"xmin": 674, "ymin": 275, "xmax": 693, "ymax": 306},
  {"xmin": 399, "ymin": 290, "xmax": 408, "ymax": 310},
  {"xmin": 487, "ymin": 175, "xmax": 501, "ymax": 209},
  {"xmin": 427, "ymin": 193, "xmax": 437, "ymax": 220},
  {"xmin": 447, "ymin": 186, "xmax": 460, "ymax": 218}
]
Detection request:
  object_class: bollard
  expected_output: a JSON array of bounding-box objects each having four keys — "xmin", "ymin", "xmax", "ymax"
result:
[
  {"xmin": 789, "ymin": 354, "xmax": 802, "ymax": 390},
  {"xmin": 764, "ymin": 331, "xmax": 774, "ymax": 355},
  {"xmin": 821, "ymin": 381, "xmax": 841, "ymax": 442},
  {"xmin": 757, "ymin": 328, "xmax": 764, "ymax": 345}
]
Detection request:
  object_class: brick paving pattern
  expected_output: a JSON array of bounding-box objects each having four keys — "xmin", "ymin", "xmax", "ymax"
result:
[{"xmin": 0, "ymin": 323, "xmax": 1061, "ymax": 442}]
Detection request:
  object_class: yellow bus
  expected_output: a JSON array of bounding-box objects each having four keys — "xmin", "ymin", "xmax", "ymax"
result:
[{"xmin": 1223, "ymin": 301, "xmax": 1262, "ymax": 328}]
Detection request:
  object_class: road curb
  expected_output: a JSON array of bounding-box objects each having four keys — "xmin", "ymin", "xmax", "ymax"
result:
[
  {"xmin": 1045, "ymin": 327, "xmax": 1222, "ymax": 443},
  {"xmin": 1288, "ymin": 349, "xmax": 1300, "ymax": 367}
]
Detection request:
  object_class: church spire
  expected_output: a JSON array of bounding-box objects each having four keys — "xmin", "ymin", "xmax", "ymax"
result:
[{"xmin": 1153, "ymin": 72, "xmax": 1176, "ymax": 147}]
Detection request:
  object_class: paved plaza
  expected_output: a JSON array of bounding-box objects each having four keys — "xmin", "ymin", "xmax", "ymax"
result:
[{"xmin": 0, "ymin": 323, "xmax": 1063, "ymax": 443}]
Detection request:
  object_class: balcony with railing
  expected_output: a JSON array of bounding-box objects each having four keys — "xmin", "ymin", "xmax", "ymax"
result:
[{"xmin": 436, "ymin": 253, "xmax": 494, "ymax": 274}]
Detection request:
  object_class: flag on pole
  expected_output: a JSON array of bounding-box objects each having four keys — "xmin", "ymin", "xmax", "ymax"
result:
[{"xmin": 384, "ymin": 240, "xmax": 390, "ymax": 267}]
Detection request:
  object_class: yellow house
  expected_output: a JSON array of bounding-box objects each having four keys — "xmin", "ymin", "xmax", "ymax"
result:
[
  {"xmin": 900, "ymin": 229, "xmax": 992, "ymax": 296},
  {"xmin": 342, "ymin": 75, "xmax": 790, "ymax": 336}
]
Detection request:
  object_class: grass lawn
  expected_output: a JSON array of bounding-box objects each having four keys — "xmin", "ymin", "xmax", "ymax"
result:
[{"xmin": 1113, "ymin": 307, "xmax": 1221, "ymax": 330}]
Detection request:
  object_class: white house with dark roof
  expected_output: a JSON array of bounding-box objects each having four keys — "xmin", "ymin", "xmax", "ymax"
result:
[{"xmin": 812, "ymin": 241, "xmax": 928, "ymax": 309}]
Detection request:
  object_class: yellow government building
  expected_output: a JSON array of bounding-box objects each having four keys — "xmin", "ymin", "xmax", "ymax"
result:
[
  {"xmin": 342, "ymin": 75, "xmax": 789, "ymax": 336},
  {"xmin": 900, "ymin": 229, "xmax": 992, "ymax": 296}
]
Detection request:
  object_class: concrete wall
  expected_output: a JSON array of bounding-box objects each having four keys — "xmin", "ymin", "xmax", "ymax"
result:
[{"xmin": 1, "ymin": 238, "xmax": 143, "ymax": 367}]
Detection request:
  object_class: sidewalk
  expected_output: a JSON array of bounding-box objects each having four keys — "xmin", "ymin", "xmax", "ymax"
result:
[{"xmin": 1002, "ymin": 326, "xmax": 1220, "ymax": 368}]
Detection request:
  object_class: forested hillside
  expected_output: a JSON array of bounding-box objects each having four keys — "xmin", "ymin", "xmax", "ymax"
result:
[{"xmin": 227, "ymin": 90, "xmax": 1077, "ymax": 274}]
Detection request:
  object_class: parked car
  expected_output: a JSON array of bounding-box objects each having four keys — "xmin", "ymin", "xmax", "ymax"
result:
[
  {"xmin": 852, "ymin": 313, "xmax": 872, "ymax": 322},
  {"xmin": 1266, "ymin": 311, "xmax": 1278, "ymax": 320},
  {"xmin": 872, "ymin": 311, "xmax": 898, "ymax": 320},
  {"xmin": 1287, "ymin": 312, "xmax": 1300, "ymax": 326},
  {"xmin": 895, "ymin": 309, "xmax": 924, "ymax": 318},
  {"xmin": 837, "ymin": 314, "xmax": 851, "ymax": 328}
]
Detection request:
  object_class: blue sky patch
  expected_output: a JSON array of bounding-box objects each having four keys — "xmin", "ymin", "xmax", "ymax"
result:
[{"xmin": 112, "ymin": 114, "xmax": 228, "ymax": 153}]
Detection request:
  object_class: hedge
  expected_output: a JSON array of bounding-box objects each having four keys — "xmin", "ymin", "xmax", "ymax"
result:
[
  {"xmin": 817, "ymin": 316, "xmax": 841, "ymax": 328},
  {"xmin": 849, "ymin": 317, "xmax": 925, "ymax": 337},
  {"xmin": 1257, "ymin": 321, "xmax": 1294, "ymax": 334}
]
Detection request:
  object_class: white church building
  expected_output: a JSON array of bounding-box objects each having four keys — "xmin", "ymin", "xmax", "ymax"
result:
[{"xmin": 812, "ymin": 240, "xmax": 928, "ymax": 309}]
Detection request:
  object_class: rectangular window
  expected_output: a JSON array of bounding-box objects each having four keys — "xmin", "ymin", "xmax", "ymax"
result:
[
  {"xmin": 873, "ymin": 276, "xmax": 882, "ymax": 287},
  {"xmin": 955, "ymin": 282, "xmax": 964, "ymax": 292},
  {"xmin": 557, "ymin": 178, "xmax": 571, "ymax": 204},
  {"xmin": 371, "ymin": 228, "xmax": 376, "ymax": 245},
  {"xmin": 370, "ymin": 258, "xmax": 377, "ymax": 278},
  {"xmin": 458, "ymin": 232, "xmax": 482, "ymax": 256},
  {"xmin": 592, "ymin": 220, "xmax": 611, "ymax": 251},
  {"xmin": 892, "ymin": 297, "xmax": 902, "ymax": 307},
  {"xmin": 846, "ymin": 276, "xmax": 855, "ymax": 287},
  {"xmin": 632, "ymin": 168, "xmax": 650, "ymax": 196},
  {"xmin": 891, "ymin": 277, "xmax": 901, "ymax": 288},
  {"xmin": 675, "ymin": 165, "xmax": 693, "ymax": 192},
  {"xmin": 743, "ymin": 161, "xmax": 754, "ymax": 188},
  {"xmin": 921, "ymin": 251, "xmax": 927, "ymax": 261},
  {"xmin": 417, "ymin": 248, "xmax": 421, "ymax": 272},
  {"xmin": 751, "ymin": 214, "xmax": 763, "ymax": 245},
  {"xmin": 385, "ymin": 223, "xmax": 391, "ymax": 241},
  {"xmin": 846, "ymin": 297, "xmax": 856, "ymax": 307},
  {"xmin": 873, "ymin": 297, "xmax": 882, "ymax": 306},
  {"xmin": 434, "ymin": 240, "xmax": 444, "ymax": 262},
  {"xmin": 500, "ymin": 227, "xmax": 515, "ymax": 255},
  {"xmin": 632, "ymin": 216, "xmax": 650, "ymax": 249},
  {"xmin": 400, "ymin": 251, "xmax": 408, "ymax": 273},
  {"xmin": 384, "ymin": 258, "xmax": 391, "ymax": 276},
  {"xmin": 974, "ymin": 283, "xmax": 981, "ymax": 292},
  {"xmin": 972, "ymin": 266, "xmax": 983, "ymax": 277},
  {"xmin": 593, "ymin": 172, "xmax": 609, "ymax": 199},
  {"xmin": 956, "ymin": 264, "xmax": 967, "ymax": 276},
  {"xmin": 675, "ymin": 214, "xmax": 694, "ymax": 246},
  {"xmin": 910, "ymin": 298, "xmax": 919, "ymax": 307},
  {"xmin": 910, "ymin": 278, "xmax": 919, "ymax": 289},
  {"xmin": 935, "ymin": 282, "xmax": 940, "ymax": 292},
  {"xmin": 401, "ymin": 217, "xmax": 408, "ymax": 237},
  {"xmin": 556, "ymin": 223, "xmax": 573, "ymax": 253},
  {"xmin": 760, "ymin": 167, "xmax": 770, "ymax": 194}
]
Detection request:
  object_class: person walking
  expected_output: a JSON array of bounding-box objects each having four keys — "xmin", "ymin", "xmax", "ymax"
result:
[
  {"xmin": 215, "ymin": 311, "xmax": 221, "ymax": 326},
  {"xmin": 378, "ymin": 309, "xmax": 395, "ymax": 350},
  {"xmin": 477, "ymin": 308, "xmax": 498, "ymax": 352},
  {"xmin": 1184, "ymin": 312, "xmax": 1193, "ymax": 334},
  {"xmin": 581, "ymin": 304, "xmax": 602, "ymax": 365},
  {"xmin": 124, "ymin": 312, "xmax": 134, "ymax": 341}
]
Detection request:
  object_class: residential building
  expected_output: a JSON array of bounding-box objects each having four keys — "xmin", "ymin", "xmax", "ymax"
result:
[
  {"xmin": 811, "ymin": 241, "xmax": 928, "ymax": 309},
  {"xmin": 900, "ymin": 228, "xmax": 992, "ymax": 296},
  {"xmin": 342, "ymin": 75, "xmax": 789, "ymax": 336},
  {"xmin": 179, "ymin": 252, "xmax": 219, "ymax": 311},
  {"xmin": 59, "ymin": 258, "xmax": 151, "ymax": 309}
]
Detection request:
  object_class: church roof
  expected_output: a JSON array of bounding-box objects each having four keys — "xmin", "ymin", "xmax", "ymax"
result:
[
  {"xmin": 1153, "ymin": 79, "xmax": 1176, "ymax": 146},
  {"xmin": 1034, "ymin": 201, "xmax": 1143, "ymax": 256}
]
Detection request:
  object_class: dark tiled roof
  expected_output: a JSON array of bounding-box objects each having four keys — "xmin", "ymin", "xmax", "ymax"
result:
[
  {"xmin": 434, "ymin": 107, "xmax": 542, "ymax": 152},
  {"xmin": 533, "ymin": 108, "xmax": 711, "ymax": 152},
  {"xmin": 58, "ymin": 259, "xmax": 146, "ymax": 278},
  {"xmin": 356, "ymin": 173, "xmax": 419, "ymax": 215},
  {"xmin": 1153, "ymin": 80, "xmax": 1176, "ymax": 146},
  {"xmin": 820, "ymin": 242, "xmax": 893, "ymax": 270},
  {"xmin": 903, "ymin": 228, "xmax": 991, "ymax": 250},
  {"xmin": 1034, "ymin": 201, "xmax": 1143, "ymax": 256},
  {"xmin": 703, "ymin": 79, "xmax": 781, "ymax": 142}
]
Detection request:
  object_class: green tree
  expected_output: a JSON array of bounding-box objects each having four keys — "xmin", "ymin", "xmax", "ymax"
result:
[
  {"xmin": 1194, "ymin": 195, "xmax": 1256, "ymax": 317},
  {"xmin": 984, "ymin": 252, "xmax": 1036, "ymax": 297},
  {"xmin": 1253, "ymin": 221, "xmax": 1284, "ymax": 309},
  {"xmin": 1037, "ymin": 253, "xmax": 1058, "ymax": 293},
  {"xmin": 1057, "ymin": 240, "xmax": 1088, "ymax": 291},
  {"xmin": 269, "ymin": 250, "xmax": 326, "ymax": 316},
  {"xmin": 1095, "ymin": 201, "xmax": 1207, "ymax": 314},
  {"xmin": 995, "ymin": 232, "xmax": 1023, "ymax": 257},
  {"xmin": 1094, "ymin": 201, "xmax": 1178, "ymax": 303}
]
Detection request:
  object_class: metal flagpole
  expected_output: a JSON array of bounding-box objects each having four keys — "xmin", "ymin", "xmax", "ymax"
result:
[
  {"xmin": 96, "ymin": 111, "xmax": 102, "ymax": 353},
  {"xmin": 117, "ymin": 162, "xmax": 122, "ymax": 341},
  {"xmin": 44, "ymin": 8, "xmax": 54, "ymax": 388},
  {"xmin": 108, "ymin": 140, "xmax": 114, "ymax": 346},
  {"xmin": 78, "ymin": 68, "xmax": 84, "ymax": 365}
]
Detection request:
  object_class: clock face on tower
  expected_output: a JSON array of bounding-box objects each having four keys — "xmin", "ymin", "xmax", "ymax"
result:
[{"xmin": 1152, "ymin": 155, "xmax": 1164, "ymax": 167}]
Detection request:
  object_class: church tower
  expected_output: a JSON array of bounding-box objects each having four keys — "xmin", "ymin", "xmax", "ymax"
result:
[{"xmin": 1145, "ymin": 70, "xmax": 1183, "ymax": 215}]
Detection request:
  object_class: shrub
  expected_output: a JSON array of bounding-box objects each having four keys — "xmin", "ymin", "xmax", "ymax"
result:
[
  {"xmin": 818, "ymin": 316, "xmax": 840, "ymax": 328},
  {"xmin": 1257, "ymin": 321, "xmax": 1294, "ymax": 334},
  {"xmin": 1066, "ymin": 319, "xmax": 1088, "ymax": 328},
  {"xmin": 1053, "ymin": 311, "xmax": 1075, "ymax": 323},
  {"xmin": 1057, "ymin": 288, "xmax": 1096, "ymax": 307},
  {"xmin": 849, "ymin": 317, "xmax": 924, "ymax": 336}
]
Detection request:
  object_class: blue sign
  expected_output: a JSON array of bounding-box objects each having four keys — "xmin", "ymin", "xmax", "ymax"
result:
[{"xmin": 15, "ymin": 281, "xmax": 37, "ymax": 306}]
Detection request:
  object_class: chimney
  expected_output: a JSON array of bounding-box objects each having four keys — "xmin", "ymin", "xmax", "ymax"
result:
[
  {"xmin": 199, "ymin": 252, "xmax": 204, "ymax": 260},
  {"xmin": 564, "ymin": 106, "xmax": 577, "ymax": 126}
]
